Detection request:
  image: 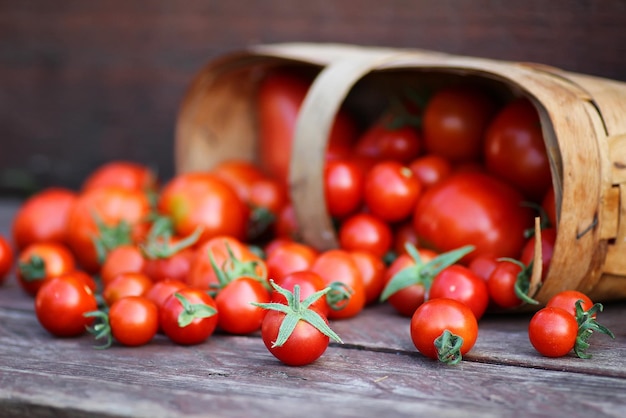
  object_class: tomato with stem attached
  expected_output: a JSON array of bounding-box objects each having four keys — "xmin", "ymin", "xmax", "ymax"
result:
[
  {"xmin": 16, "ymin": 242, "xmax": 76, "ymax": 296},
  {"xmin": 160, "ymin": 288, "xmax": 219, "ymax": 345},
  {"xmin": 487, "ymin": 258, "xmax": 538, "ymax": 309},
  {"xmin": 429, "ymin": 264, "xmax": 489, "ymax": 320},
  {"xmin": 270, "ymin": 271, "xmax": 330, "ymax": 317},
  {"xmin": 545, "ymin": 290, "xmax": 594, "ymax": 318},
  {"xmin": 100, "ymin": 244, "xmax": 145, "ymax": 287}
]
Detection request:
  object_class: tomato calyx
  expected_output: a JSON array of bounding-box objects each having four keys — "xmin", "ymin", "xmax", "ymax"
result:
[
  {"xmin": 324, "ymin": 281, "xmax": 354, "ymax": 312},
  {"xmin": 433, "ymin": 329, "xmax": 464, "ymax": 365},
  {"xmin": 18, "ymin": 255, "xmax": 46, "ymax": 282},
  {"xmin": 92, "ymin": 211, "xmax": 133, "ymax": 264},
  {"xmin": 380, "ymin": 243, "xmax": 474, "ymax": 302},
  {"xmin": 208, "ymin": 243, "xmax": 269, "ymax": 295},
  {"xmin": 247, "ymin": 205, "xmax": 276, "ymax": 242},
  {"xmin": 252, "ymin": 280, "xmax": 343, "ymax": 348},
  {"xmin": 497, "ymin": 257, "xmax": 539, "ymax": 306},
  {"xmin": 84, "ymin": 310, "xmax": 113, "ymax": 349},
  {"xmin": 140, "ymin": 221, "xmax": 202, "ymax": 260},
  {"xmin": 385, "ymin": 89, "xmax": 428, "ymax": 130},
  {"xmin": 173, "ymin": 292, "xmax": 218, "ymax": 328},
  {"xmin": 573, "ymin": 300, "xmax": 615, "ymax": 359}
]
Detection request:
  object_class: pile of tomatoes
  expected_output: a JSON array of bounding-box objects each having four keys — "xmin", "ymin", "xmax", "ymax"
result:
[{"xmin": 0, "ymin": 70, "xmax": 614, "ymax": 365}]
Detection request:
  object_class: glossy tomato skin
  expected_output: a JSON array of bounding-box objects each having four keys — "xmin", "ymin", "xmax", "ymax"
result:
[
  {"xmin": 422, "ymin": 86, "xmax": 497, "ymax": 163},
  {"xmin": 338, "ymin": 212, "xmax": 393, "ymax": 258},
  {"xmin": 484, "ymin": 98, "xmax": 551, "ymax": 201},
  {"xmin": 82, "ymin": 161, "xmax": 157, "ymax": 193},
  {"xmin": 67, "ymin": 186, "xmax": 151, "ymax": 273},
  {"xmin": 16, "ymin": 242, "xmax": 76, "ymax": 296},
  {"xmin": 271, "ymin": 270, "xmax": 330, "ymax": 317},
  {"xmin": 324, "ymin": 159, "xmax": 365, "ymax": 219},
  {"xmin": 414, "ymin": 172, "xmax": 534, "ymax": 263},
  {"xmin": 108, "ymin": 296, "xmax": 159, "ymax": 347},
  {"xmin": 157, "ymin": 173, "xmax": 249, "ymax": 245},
  {"xmin": 545, "ymin": 290, "xmax": 593, "ymax": 318},
  {"xmin": 35, "ymin": 275, "xmax": 98, "ymax": 337},
  {"xmin": 265, "ymin": 241, "xmax": 318, "ymax": 284},
  {"xmin": 102, "ymin": 272, "xmax": 153, "ymax": 307},
  {"xmin": 145, "ymin": 279, "xmax": 188, "ymax": 311},
  {"xmin": 410, "ymin": 298, "xmax": 478, "ymax": 360},
  {"xmin": 216, "ymin": 277, "xmax": 270, "ymax": 335},
  {"xmin": 350, "ymin": 250, "xmax": 386, "ymax": 305},
  {"xmin": 429, "ymin": 265, "xmax": 489, "ymax": 320},
  {"xmin": 11, "ymin": 187, "xmax": 77, "ymax": 250},
  {"xmin": 249, "ymin": 177, "xmax": 289, "ymax": 216},
  {"xmin": 392, "ymin": 221, "xmax": 421, "ymax": 257},
  {"xmin": 468, "ymin": 254, "xmax": 499, "ymax": 282},
  {"xmin": 273, "ymin": 203, "xmax": 300, "ymax": 240},
  {"xmin": 528, "ymin": 306, "xmax": 578, "ymax": 357},
  {"xmin": 261, "ymin": 308, "xmax": 331, "ymax": 366},
  {"xmin": 0, "ymin": 235, "xmax": 14, "ymax": 284},
  {"xmin": 408, "ymin": 154, "xmax": 453, "ymax": 189},
  {"xmin": 486, "ymin": 260, "xmax": 524, "ymax": 309},
  {"xmin": 142, "ymin": 246, "xmax": 195, "ymax": 283},
  {"xmin": 211, "ymin": 159, "xmax": 266, "ymax": 204},
  {"xmin": 100, "ymin": 244, "xmax": 146, "ymax": 287},
  {"xmin": 160, "ymin": 288, "xmax": 219, "ymax": 345},
  {"xmin": 354, "ymin": 118, "xmax": 422, "ymax": 164},
  {"xmin": 364, "ymin": 161, "xmax": 422, "ymax": 223},
  {"xmin": 257, "ymin": 71, "xmax": 357, "ymax": 184}
]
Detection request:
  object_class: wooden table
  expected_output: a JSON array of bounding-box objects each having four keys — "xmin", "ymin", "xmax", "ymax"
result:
[{"xmin": 0, "ymin": 198, "xmax": 625, "ymax": 418}]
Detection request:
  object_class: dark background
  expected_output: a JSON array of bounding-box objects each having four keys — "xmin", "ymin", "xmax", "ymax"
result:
[{"xmin": 1, "ymin": 0, "xmax": 625, "ymax": 195}]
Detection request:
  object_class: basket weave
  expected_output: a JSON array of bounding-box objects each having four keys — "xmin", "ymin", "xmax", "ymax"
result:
[{"xmin": 175, "ymin": 42, "xmax": 626, "ymax": 304}]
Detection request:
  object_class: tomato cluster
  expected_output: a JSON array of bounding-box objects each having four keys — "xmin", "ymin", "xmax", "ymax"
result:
[{"xmin": 0, "ymin": 73, "xmax": 614, "ymax": 366}]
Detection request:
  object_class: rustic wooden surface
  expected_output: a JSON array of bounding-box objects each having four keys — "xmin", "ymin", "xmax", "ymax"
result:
[
  {"xmin": 1, "ymin": 1, "xmax": 626, "ymax": 194},
  {"xmin": 1, "ymin": 200, "xmax": 626, "ymax": 418}
]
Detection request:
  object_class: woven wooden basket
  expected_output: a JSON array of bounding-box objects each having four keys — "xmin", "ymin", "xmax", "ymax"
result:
[{"xmin": 175, "ymin": 42, "xmax": 626, "ymax": 304}]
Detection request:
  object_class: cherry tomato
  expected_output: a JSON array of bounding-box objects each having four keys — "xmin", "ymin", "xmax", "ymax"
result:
[
  {"xmin": 82, "ymin": 161, "xmax": 158, "ymax": 193},
  {"xmin": 520, "ymin": 227, "xmax": 556, "ymax": 282},
  {"xmin": 422, "ymin": 85, "xmax": 497, "ymax": 162},
  {"xmin": 338, "ymin": 212, "xmax": 392, "ymax": 258},
  {"xmin": 467, "ymin": 254, "xmax": 499, "ymax": 282},
  {"xmin": 528, "ymin": 306, "xmax": 578, "ymax": 357},
  {"xmin": 429, "ymin": 265, "xmax": 489, "ymax": 320},
  {"xmin": 215, "ymin": 277, "xmax": 270, "ymax": 335},
  {"xmin": 271, "ymin": 270, "xmax": 330, "ymax": 317},
  {"xmin": 11, "ymin": 187, "xmax": 77, "ymax": 250},
  {"xmin": 16, "ymin": 242, "xmax": 76, "ymax": 296},
  {"xmin": 35, "ymin": 275, "xmax": 98, "ymax": 337},
  {"xmin": 211, "ymin": 159, "xmax": 266, "ymax": 204},
  {"xmin": 484, "ymin": 98, "xmax": 551, "ymax": 201},
  {"xmin": 350, "ymin": 250, "xmax": 386, "ymax": 305},
  {"xmin": 265, "ymin": 240, "xmax": 318, "ymax": 284},
  {"xmin": 324, "ymin": 159, "xmax": 365, "ymax": 219},
  {"xmin": 100, "ymin": 244, "xmax": 146, "ymax": 287},
  {"xmin": 56, "ymin": 270, "xmax": 98, "ymax": 293},
  {"xmin": 142, "ymin": 245, "xmax": 195, "ymax": 284},
  {"xmin": 102, "ymin": 271, "xmax": 153, "ymax": 307},
  {"xmin": 157, "ymin": 172, "xmax": 249, "ymax": 244},
  {"xmin": 545, "ymin": 290, "xmax": 594, "ymax": 318},
  {"xmin": 273, "ymin": 203, "xmax": 300, "ymax": 240},
  {"xmin": 364, "ymin": 161, "xmax": 422, "ymax": 223},
  {"xmin": 408, "ymin": 154, "xmax": 452, "ymax": 189},
  {"xmin": 0, "ymin": 235, "xmax": 14, "ymax": 285},
  {"xmin": 145, "ymin": 278, "xmax": 188, "ymax": 311},
  {"xmin": 410, "ymin": 298, "xmax": 478, "ymax": 364},
  {"xmin": 392, "ymin": 221, "xmax": 421, "ymax": 257},
  {"xmin": 487, "ymin": 259, "xmax": 532, "ymax": 309},
  {"xmin": 354, "ymin": 116, "xmax": 422, "ymax": 164},
  {"xmin": 108, "ymin": 296, "xmax": 159, "ymax": 347},
  {"xmin": 160, "ymin": 288, "xmax": 219, "ymax": 345},
  {"xmin": 414, "ymin": 171, "xmax": 534, "ymax": 262},
  {"xmin": 249, "ymin": 176, "xmax": 289, "ymax": 216}
]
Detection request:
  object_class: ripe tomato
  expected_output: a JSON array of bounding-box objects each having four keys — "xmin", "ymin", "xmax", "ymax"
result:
[
  {"xmin": 157, "ymin": 172, "xmax": 248, "ymax": 244},
  {"xmin": 392, "ymin": 221, "xmax": 421, "ymax": 257},
  {"xmin": 35, "ymin": 275, "xmax": 98, "ymax": 337},
  {"xmin": 160, "ymin": 288, "xmax": 219, "ymax": 345},
  {"xmin": 215, "ymin": 277, "xmax": 270, "ymax": 335},
  {"xmin": 271, "ymin": 270, "xmax": 330, "ymax": 317},
  {"xmin": 520, "ymin": 227, "xmax": 557, "ymax": 282},
  {"xmin": 211, "ymin": 159, "xmax": 266, "ymax": 204},
  {"xmin": 528, "ymin": 306, "xmax": 579, "ymax": 358},
  {"xmin": 66, "ymin": 186, "xmax": 151, "ymax": 273},
  {"xmin": 11, "ymin": 187, "xmax": 77, "ymax": 250},
  {"xmin": 350, "ymin": 250, "xmax": 386, "ymax": 305},
  {"xmin": 257, "ymin": 70, "xmax": 357, "ymax": 184},
  {"xmin": 108, "ymin": 296, "xmax": 159, "ymax": 347},
  {"xmin": 310, "ymin": 249, "xmax": 366, "ymax": 320},
  {"xmin": 102, "ymin": 271, "xmax": 153, "ymax": 307},
  {"xmin": 414, "ymin": 171, "xmax": 534, "ymax": 262},
  {"xmin": 484, "ymin": 98, "xmax": 551, "ymax": 201},
  {"xmin": 422, "ymin": 85, "xmax": 497, "ymax": 162},
  {"xmin": 265, "ymin": 240, "xmax": 318, "ymax": 284},
  {"xmin": 145, "ymin": 278, "xmax": 188, "ymax": 311},
  {"xmin": 273, "ymin": 203, "xmax": 300, "ymax": 240},
  {"xmin": 56, "ymin": 270, "xmax": 98, "ymax": 293},
  {"xmin": 467, "ymin": 254, "xmax": 499, "ymax": 282},
  {"xmin": 429, "ymin": 265, "xmax": 489, "ymax": 320},
  {"xmin": 249, "ymin": 177, "xmax": 289, "ymax": 216},
  {"xmin": 338, "ymin": 212, "xmax": 392, "ymax": 258},
  {"xmin": 100, "ymin": 244, "xmax": 146, "ymax": 287},
  {"xmin": 410, "ymin": 298, "xmax": 478, "ymax": 364},
  {"xmin": 545, "ymin": 290, "xmax": 594, "ymax": 318},
  {"xmin": 408, "ymin": 154, "xmax": 452, "ymax": 189},
  {"xmin": 324, "ymin": 159, "xmax": 365, "ymax": 219},
  {"xmin": 16, "ymin": 242, "xmax": 76, "ymax": 296},
  {"xmin": 0, "ymin": 235, "xmax": 14, "ymax": 284},
  {"xmin": 142, "ymin": 238, "xmax": 196, "ymax": 284},
  {"xmin": 487, "ymin": 259, "xmax": 536, "ymax": 309},
  {"xmin": 354, "ymin": 117, "xmax": 422, "ymax": 164},
  {"xmin": 363, "ymin": 161, "xmax": 422, "ymax": 223},
  {"xmin": 82, "ymin": 161, "xmax": 157, "ymax": 193}
]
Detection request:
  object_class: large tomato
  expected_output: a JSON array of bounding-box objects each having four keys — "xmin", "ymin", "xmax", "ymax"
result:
[
  {"xmin": 157, "ymin": 172, "xmax": 248, "ymax": 244},
  {"xmin": 413, "ymin": 171, "xmax": 534, "ymax": 262},
  {"xmin": 483, "ymin": 98, "xmax": 552, "ymax": 201},
  {"xmin": 257, "ymin": 70, "xmax": 357, "ymax": 183}
]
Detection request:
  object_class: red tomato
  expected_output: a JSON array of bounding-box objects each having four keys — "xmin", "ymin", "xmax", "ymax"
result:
[
  {"xmin": 429, "ymin": 265, "xmax": 489, "ymax": 320},
  {"xmin": 157, "ymin": 172, "xmax": 249, "ymax": 244},
  {"xmin": 422, "ymin": 86, "xmax": 497, "ymax": 162},
  {"xmin": 249, "ymin": 177, "xmax": 289, "ymax": 216},
  {"xmin": 528, "ymin": 306, "xmax": 579, "ymax": 358},
  {"xmin": 16, "ymin": 242, "xmax": 76, "ymax": 296},
  {"xmin": 468, "ymin": 254, "xmax": 499, "ymax": 282},
  {"xmin": 414, "ymin": 172, "xmax": 534, "ymax": 262},
  {"xmin": 11, "ymin": 187, "xmax": 77, "ymax": 250},
  {"xmin": 211, "ymin": 159, "xmax": 266, "ymax": 204},
  {"xmin": 338, "ymin": 212, "xmax": 392, "ymax": 258},
  {"xmin": 545, "ymin": 290, "xmax": 594, "ymax": 318},
  {"xmin": 265, "ymin": 241, "xmax": 318, "ymax": 284},
  {"xmin": 145, "ymin": 279, "xmax": 188, "ymax": 311},
  {"xmin": 160, "ymin": 288, "xmax": 219, "ymax": 345},
  {"xmin": 100, "ymin": 244, "xmax": 146, "ymax": 287},
  {"xmin": 364, "ymin": 161, "xmax": 422, "ymax": 223},
  {"xmin": 350, "ymin": 250, "xmax": 386, "ymax": 305},
  {"xmin": 392, "ymin": 221, "xmax": 421, "ymax": 257},
  {"xmin": 271, "ymin": 270, "xmax": 330, "ymax": 317},
  {"xmin": 520, "ymin": 227, "xmax": 557, "ymax": 282},
  {"xmin": 35, "ymin": 275, "xmax": 98, "ymax": 337},
  {"xmin": 354, "ymin": 117, "xmax": 422, "ymax": 164},
  {"xmin": 56, "ymin": 270, "xmax": 98, "ymax": 293},
  {"xmin": 0, "ymin": 235, "xmax": 14, "ymax": 285},
  {"xmin": 82, "ymin": 161, "xmax": 158, "ymax": 193},
  {"xmin": 408, "ymin": 154, "xmax": 453, "ymax": 189},
  {"xmin": 102, "ymin": 271, "xmax": 153, "ymax": 307},
  {"xmin": 484, "ymin": 98, "xmax": 551, "ymax": 201},
  {"xmin": 257, "ymin": 70, "xmax": 357, "ymax": 184},
  {"xmin": 108, "ymin": 296, "xmax": 159, "ymax": 347},
  {"xmin": 487, "ymin": 259, "xmax": 531, "ymax": 309},
  {"xmin": 66, "ymin": 186, "xmax": 151, "ymax": 273},
  {"xmin": 142, "ymin": 245, "xmax": 196, "ymax": 284},
  {"xmin": 311, "ymin": 249, "xmax": 366, "ymax": 320},
  {"xmin": 410, "ymin": 298, "xmax": 478, "ymax": 364},
  {"xmin": 215, "ymin": 277, "xmax": 270, "ymax": 335},
  {"xmin": 324, "ymin": 159, "xmax": 365, "ymax": 219}
]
